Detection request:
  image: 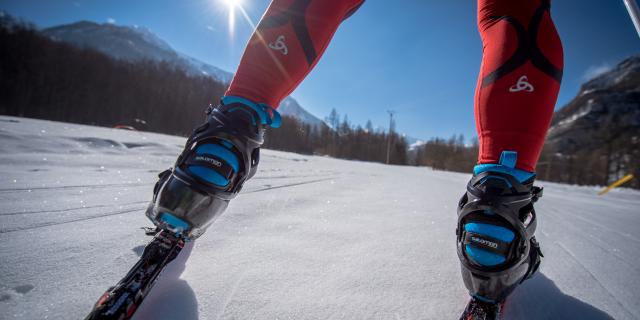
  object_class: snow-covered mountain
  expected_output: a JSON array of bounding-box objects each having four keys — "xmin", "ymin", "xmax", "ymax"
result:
[
  {"xmin": 43, "ymin": 21, "xmax": 232, "ymax": 83},
  {"xmin": 547, "ymin": 55, "xmax": 640, "ymax": 152},
  {"xmin": 277, "ymin": 96, "xmax": 325, "ymax": 127},
  {"xmin": 42, "ymin": 21, "xmax": 325, "ymax": 126},
  {"xmin": 405, "ymin": 136, "xmax": 427, "ymax": 151}
]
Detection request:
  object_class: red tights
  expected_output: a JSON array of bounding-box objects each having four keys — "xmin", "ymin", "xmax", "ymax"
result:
[{"xmin": 226, "ymin": 0, "xmax": 563, "ymax": 172}]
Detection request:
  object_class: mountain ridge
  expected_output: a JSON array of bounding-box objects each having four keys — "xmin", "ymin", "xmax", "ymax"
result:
[
  {"xmin": 42, "ymin": 20, "xmax": 325, "ymax": 127},
  {"xmin": 547, "ymin": 55, "xmax": 640, "ymax": 152}
]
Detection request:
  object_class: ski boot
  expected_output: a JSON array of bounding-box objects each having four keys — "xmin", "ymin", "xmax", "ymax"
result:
[
  {"xmin": 145, "ymin": 96, "xmax": 281, "ymax": 240},
  {"xmin": 456, "ymin": 151, "xmax": 543, "ymax": 319}
]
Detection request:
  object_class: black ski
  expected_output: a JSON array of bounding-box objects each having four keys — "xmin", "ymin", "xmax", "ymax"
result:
[
  {"xmin": 459, "ymin": 297, "xmax": 504, "ymax": 320},
  {"xmin": 85, "ymin": 230, "xmax": 185, "ymax": 320}
]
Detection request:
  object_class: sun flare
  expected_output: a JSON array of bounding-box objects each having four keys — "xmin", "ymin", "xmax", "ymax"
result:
[
  {"xmin": 209, "ymin": 0, "xmax": 253, "ymax": 38},
  {"xmin": 223, "ymin": 0, "xmax": 242, "ymax": 9},
  {"xmin": 219, "ymin": 0, "xmax": 243, "ymax": 35}
]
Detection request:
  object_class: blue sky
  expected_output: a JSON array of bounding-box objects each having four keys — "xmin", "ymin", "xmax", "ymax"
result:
[{"xmin": 3, "ymin": 0, "xmax": 639, "ymax": 141}]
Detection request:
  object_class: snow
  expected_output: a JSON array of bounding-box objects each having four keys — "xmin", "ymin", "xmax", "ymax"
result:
[
  {"xmin": 555, "ymin": 101, "xmax": 593, "ymax": 128},
  {"xmin": 408, "ymin": 139, "xmax": 426, "ymax": 151},
  {"xmin": 42, "ymin": 22, "xmax": 232, "ymax": 84},
  {"xmin": 277, "ymin": 97, "xmax": 325, "ymax": 128},
  {"xmin": 1, "ymin": 116, "xmax": 639, "ymax": 319},
  {"xmin": 583, "ymin": 56, "xmax": 640, "ymax": 92}
]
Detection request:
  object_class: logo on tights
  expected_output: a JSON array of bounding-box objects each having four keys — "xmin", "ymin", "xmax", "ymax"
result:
[
  {"xmin": 268, "ymin": 35, "xmax": 288, "ymax": 55},
  {"xmin": 509, "ymin": 75, "xmax": 535, "ymax": 93}
]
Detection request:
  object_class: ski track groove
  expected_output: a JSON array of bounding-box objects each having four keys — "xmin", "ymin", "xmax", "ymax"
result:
[
  {"xmin": 545, "ymin": 191, "xmax": 640, "ymax": 207},
  {"xmin": 556, "ymin": 205, "xmax": 640, "ymax": 244},
  {"xmin": 0, "ymin": 206, "xmax": 146, "ymax": 234},
  {"xmin": 0, "ymin": 201, "xmax": 148, "ymax": 216},
  {"xmin": 252, "ymin": 174, "xmax": 336, "ymax": 180},
  {"xmin": 0, "ymin": 182, "xmax": 149, "ymax": 193},
  {"xmin": 215, "ymin": 270, "xmax": 249, "ymax": 320},
  {"xmin": 0, "ymin": 178, "xmax": 335, "ymax": 234},
  {"xmin": 543, "ymin": 207, "xmax": 638, "ymax": 269},
  {"xmin": 0, "ymin": 175, "xmax": 333, "ymax": 194},
  {"xmin": 556, "ymin": 242, "xmax": 635, "ymax": 319},
  {"xmin": 243, "ymin": 177, "xmax": 338, "ymax": 194}
]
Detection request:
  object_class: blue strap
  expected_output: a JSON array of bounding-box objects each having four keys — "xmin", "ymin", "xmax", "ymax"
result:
[
  {"xmin": 187, "ymin": 143, "xmax": 239, "ymax": 187},
  {"xmin": 222, "ymin": 96, "xmax": 281, "ymax": 128},
  {"xmin": 465, "ymin": 223, "xmax": 515, "ymax": 242},
  {"xmin": 195, "ymin": 144, "xmax": 239, "ymax": 172}
]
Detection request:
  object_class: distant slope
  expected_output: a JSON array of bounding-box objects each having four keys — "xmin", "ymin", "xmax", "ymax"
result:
[
  {"xmin": 43, "ymin": 21, "xmax": 232, "ymax": 83},
  {"xmin": 42, "ymin": 21, "xmax": 325, "ymax": 126},
  {"xmin": 547, "ymin": 55, "xmax": 640, "ymax": 152},
  {"xmin": 278, "ymin": 96, "xmax": 325, "ymax": 128}
]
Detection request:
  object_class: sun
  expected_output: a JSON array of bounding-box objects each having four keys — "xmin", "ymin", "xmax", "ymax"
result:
[
  {"xmin": 209, "ymin": 0, "xmax": 251, "ymax": 38},
  {"xmin": 217, "ymin": 0, "xmax": 242, "ymax": 34},
  {"xmin": 222, "ymin": 0, "xmax": 242, "ymax": 9}
]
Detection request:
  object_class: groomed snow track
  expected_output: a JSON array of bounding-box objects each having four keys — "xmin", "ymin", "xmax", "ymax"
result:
[{"xmin": 1, "ymin": 116, "xmax": 638, "ymax": 319}]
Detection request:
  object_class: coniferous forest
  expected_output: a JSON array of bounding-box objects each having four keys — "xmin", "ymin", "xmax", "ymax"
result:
[{"xmin": 0, "ymin": 16, "xmax": 408, "ymax": 165}]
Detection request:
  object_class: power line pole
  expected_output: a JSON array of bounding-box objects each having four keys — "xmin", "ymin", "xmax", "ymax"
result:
[{"xmin": 386, "ymin": 110, "xmax": 396, "ymax": 164}]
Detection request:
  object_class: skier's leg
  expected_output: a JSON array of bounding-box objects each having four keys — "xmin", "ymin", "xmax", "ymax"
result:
[
  {"xmin": 475, "ymin": 0, "xmax": 563, "ymax": 173},
  {"xmin": 146, "ymin": 0, "xmax": 364, "ymax": 240},
  {"xmin": 457, "ymin": 0, "xmax": 563, "ymax": 304},
  {"xmin": 226, "ymin": 0, "xmax": 365, "ymax": 108}
]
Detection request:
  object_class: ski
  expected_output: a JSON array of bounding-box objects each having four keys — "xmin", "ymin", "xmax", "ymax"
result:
[
  {"xmin": 459, "ymin": 297, "xmax": 504, "ymax": 320},
  {"xmin": 85, "ymin": 230, "xmax": 185, "ymax": 320}
]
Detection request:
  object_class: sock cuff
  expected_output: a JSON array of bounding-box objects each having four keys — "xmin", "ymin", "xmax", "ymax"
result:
[
  {"xmin": 222, "ymin": 95, "xmax": 281, "ymax": 128},
  {"xmin": 474, "ymin": 151, "xmax": 536, "ymax": 183}
]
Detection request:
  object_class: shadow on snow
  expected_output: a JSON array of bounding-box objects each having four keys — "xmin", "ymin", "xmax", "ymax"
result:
[{"xmin": 506, "ymin": 272, "xmax": 613, "ymax": 320}]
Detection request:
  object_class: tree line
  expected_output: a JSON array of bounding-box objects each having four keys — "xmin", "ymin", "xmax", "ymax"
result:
[
  {"xmin": 538, "ymin": 130, "xmax": 640, "ymax": 189},
  {"xmin": 412, "ymin": 133, "xmax": 639, "ymax": 189},
  {"xmin": 413, "ymin": 135, "xmax": 478, "ymax": 173},
  {"xmin": 265, "ymin": 109, "xmax": 408, "ymax": 165}
]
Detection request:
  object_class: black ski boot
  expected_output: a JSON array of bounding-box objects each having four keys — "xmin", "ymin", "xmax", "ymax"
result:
[
  {"xmin": 146, "ymin": 96, "xmax": 281, "ymax": 240},
  {"xmin": 456, "ymin": 151, "xmax": 543, "ymax": 319}
]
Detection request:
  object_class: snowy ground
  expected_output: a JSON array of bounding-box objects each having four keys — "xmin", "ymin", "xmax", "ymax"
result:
[{"xmin": 0, "ymin": 116, "xmax": 638, "ymax": 320}]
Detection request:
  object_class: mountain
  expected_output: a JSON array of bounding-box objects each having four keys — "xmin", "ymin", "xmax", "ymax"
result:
[
  {"xmin": 405, "ymin": 136, "xmax": 427, "ymax": 151},
  {"xmin": 42, "ymin": 21, "xmax": 324, "ymax": 126},
  {"xmin": 547, "ymin": 55, "xmax": 640, "ymax": 152},
  {"xmin": 278, "ymin": 97, "xmax": 325, "ymax": 127},
  {"xmin": 43, "ymin": 21, "xmax": 232, "ymax": 83}
]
